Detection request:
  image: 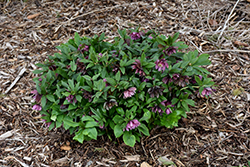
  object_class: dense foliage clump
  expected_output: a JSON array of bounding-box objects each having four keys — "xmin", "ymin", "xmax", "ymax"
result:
[{"xmin": 31, "ymin": 28, "xmax": 214, "ymax": 147}]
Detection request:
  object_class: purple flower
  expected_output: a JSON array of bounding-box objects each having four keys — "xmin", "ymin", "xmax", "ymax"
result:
[
  {"xmin": 32, "ymin": 104, "xmax": 42, "ymax": 111},
  {"xmin": 66, "ymin": 95, "xmax": 77, "ymax": 104},
  {"xmin": 31, "ymin": 90, "xmax": 42, "ymax": 103},
  {"xmin": 38, "ymin": 78, "xmax": 42, "ymax": 82},
  {"xmin": 124, "ymin": 119, "xmax": 141, "ymax": 131},
  {"xmin": 164, "ymin": 46, "xmax": 178, "ymax": 55},
  {"xmin": 123, "ymin": 87, "xmax": 136, "ymax": 99},
  {"xmin": 155, "ymin": 59, "xmax": 169, "ymax": 72},
  {"xmin": 83, "ymin": 91, "xmax": 92, "ymax": 102},
  {"xmin": 148, "ymin": 35, "xmax": 153, "ymax": 39},
  {"xmin": 130, "ymin": 32, "xmax": 141, "ymax": 40},
  {"xmin": 76, "ymin": 59, "xmax": 86, "ymax": 74},
  {"xmin": 60, "ymin": 104, "xmax": 67, "ymax": 110},
  {"xmin": 132, "ymin": 59, "xmax": 145, "ymax": 76},
  {"xmin": 142, "ymin": 78, "xmax": 150, "ymax": 82},
  {"xmin": 152, "ymin": 105, "xmax": 163, "ymax": 114},
  {"xmin": 162, "ymin": 76, "xmax": 172, "ymax": 84},
  {"xmin": 78, "ymin": 44, "xmax": 89, "ymax": 52},
  {"xmin": 104, "ymin": 99, "xmax": 118, "ymax": 110},
  {"xmin": 198, "ymin": 87, "xmax": 214, "ymax": 98},
  {"xmin": 99, "ymin": 53, "xmax": 103, "ymax": 57},
  {"xmin": 172, "ymin": 73, "xmax": 180, "ymax": 80},
  {"xmin": 161, "ymin": 100, "xmax": 174, "ymax": 115},
  {"xmin": 49, "ymin": 65, "xmax": 57, "ymax": 71}
]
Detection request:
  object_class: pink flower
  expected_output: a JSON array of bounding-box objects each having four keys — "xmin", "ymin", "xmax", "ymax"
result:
[
  {"xmin": 148, "ymin": 35, "xmax": 153, "ymax": 39},
  {"xmin": 152, "ymin": 105, "xmax": 163, "ymax": 114},
  {"xmin": 162, "ymin": 76, "xmax": 172, "ymax": 84},
  {"xmin": 132, "ymin": 59, "xmax": 145, "ymax": 76},
  {"xmin": 32, "ymin": 104, "xmax": 42, "ymax": 111},
  {"xmin": 66, "ymin": 95, "xmax": 77, "ymax": 104},
  {"xmin": 31, "ymin": 90, "xmax": 42, "ymax": 103},
  {"xmin": 124, "ymin": 119, "xmax": 141, "ymax": 131},
  {"xmin": 155, "ymin": 59, "xmax": 169, "ymax": 72},
  {"xmin": 198, "ymin": 87, "xmax": 214, "ymax": 98},
  {"xmin": 123, "ymin": 87, "xmax": 136, "ymax": 99},
  {"xmin": 161, "ymin": 100, "xmax": 174, "ymax": 115},
  {"xmin": 130, "ymin": 32, "xmax": 141, "ymax": 40}
]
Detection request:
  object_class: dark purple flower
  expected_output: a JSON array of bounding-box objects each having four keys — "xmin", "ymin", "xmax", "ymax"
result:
[
  {"xmin": 76, "ymin": 59, "xmax": 86, "ymax": 74},
  {"xmin": 164, "ymin": 46, "xmax": 178, "ymax": 55},
  {"xmin": 32, "ymin": 104, "xmax": 42, "ymax": 111},
  {"xmin": 66, "ymin": 95, "xmax": 77, "ymax": 104},
  {"xmin": 132, "ymin": 59, "xmax": 145, "ymax": 76},
  {"xmin": 161, "ymin": 100, "xmax": 174, "ymax": 115},
  {"xmin": 148, "ymin": 86, "xmax": 163, "ymax": 98},
  {"xmin": 78, "ymin": 44, "xmax": 89, "ymax": 52},
  {"xmin": 49, "ymin": 65, "xmax": 57, "ymax": 71},
  {"xmin": 162, "ymin": 76, "xmax": 173, "ymax": 84},
  {"xmin": 142, "ymin": 78, "xmax": 150, "ymax": 82},
  {"xmin": 130, "ymin": 32, "xmax": 141, "ymax": 40},
  {"xmin": 104, "ymin": 99, "xmax": 118, "ymax": 110},
  {"xmin": 31, "ymin": 90, "xmax": 42, "ymax": 103},
  {"xmin": 60, "ymin": 104, "xmax": 67, "ymax": 110},
  {"xmin": 123, "ymin": 87, "xmax": 136, "ymax": 99},
  {"xmin": 155, "ymin": 59, "xmax": 169, "ymax": 72},
  {"xmin": 124, "ymin": 119, "xmax": 141, "ymax": 131},
  {"xmin": 83, "ymin": 91, "xmax": 92, "ymax": 102},
  {"xmin": 172, "ymin": 74, "xmax": 180, "ymax": 80},
  {"xmin": 152, "ymin": 105, "xmax": 163, "ymax": 114},
  {"xmin": 38, "ymin": 78, "xmax": 42, "ymax": 82}
]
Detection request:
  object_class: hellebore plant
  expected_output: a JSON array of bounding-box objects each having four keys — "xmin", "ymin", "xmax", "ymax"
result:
[{"xmin": 31, "ymin": 27, "xmax": 214, "ymax": 147}]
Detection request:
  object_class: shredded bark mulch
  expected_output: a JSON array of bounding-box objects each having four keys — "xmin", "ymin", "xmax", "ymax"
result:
[{"xmin": 0, "ymin": 0, "xmax": 250, "ymax": 166}]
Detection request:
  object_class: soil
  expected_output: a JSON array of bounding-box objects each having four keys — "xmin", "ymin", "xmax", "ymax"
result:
[{"xmin": 0, "ymin": 0, "xmax": 250, "ymax": 166}]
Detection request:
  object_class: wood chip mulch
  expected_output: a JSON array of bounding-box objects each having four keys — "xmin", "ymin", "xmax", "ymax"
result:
[{"xmin": 0, "ymin": 0, "xmax": 250, "ymax": 166}]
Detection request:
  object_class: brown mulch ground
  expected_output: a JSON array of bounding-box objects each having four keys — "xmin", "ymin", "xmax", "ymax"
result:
[{"xmin": 0, "ymin": 0, "xmax": 250, "ymax": 166}]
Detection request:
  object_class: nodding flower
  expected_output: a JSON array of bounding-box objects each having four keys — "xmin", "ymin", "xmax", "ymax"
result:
[
  {"xmin": 130, "ymin": 32, "xmax": 141, "ymax": 40},
  {"xmin": 123, "ymin": 87, "xmax": 136, "ymax": 99},
  {"xmin": 132, "ymin": 59, "xmax": 145, "ymax": 77},
  {"xmin": 123, "ymin": 119, "xmax": 140, "ymax": 131},
  {"xmin": 155, "ymin": 59, "xmax": 169, "ymax": 72},
  {"xmin": 164, "ymin": 46, "xmax": 178, "ymax": 55},
  {"xmin": 31, "ymin": 90, "xmax": 42, "ymax": 103},
  {"xmin": 32, "ymin": 104, "xmax": 42, "ymax": 111}
]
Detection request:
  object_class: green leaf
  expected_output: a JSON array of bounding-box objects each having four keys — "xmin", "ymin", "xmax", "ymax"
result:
[
  {"xmin": 194, "ymin": 53, "xmax": 211, "ymax": 66},
  {"xmin": 113, "ymin": 115, "xmax": 123, "ymax": 124},
  {"xmin": 85, "ymin": 121, "xmax": 99, "ymax": 128},
  {"xmin": 116, "ymin": 107, "xmax": 124, "ymax": 115},
  {"xmin": 114, "ymin": 125, "xmax": 123, "ymax": 138},
  {"xmin": 139, "ymin": 109, "xmax": 151, "ymax": 122},
  {"xmin": 138, "ymin": 123, "xmax": 149, "ymax": 136},
  {"xmin": 74, "ymin": 32, "xmax": 81, "ymax": 46},
  {"xmin": 81, "ymin": 116, "xmax": 95, "ymax": 122},
  {"xmin": 73, "ymin": 129, "xmax": 84, "ymax": 143},
  {"xmin": 120, "ymin": 67, "xmax": 125, "ymax": 74},
  {"xmin": 63, "ymin": 117, "xmax": 79, "ymax": 127},
  {"xmin": 87, "ymin": 128, "xmax": 97, "ymax": 140},
  {"xmin": 68, "ymin": 104, "xmax": 77, "ymax": 110},
  {"xmin": 172, "ymin": 32, "xmax": 179, "ymax": 42},
  {"xmin": 171, "ymin": 98, "xmax": 179, "ymax": 105},
  {"xmin": 48, "ymin": 122, "xmax": 55, "ymax": 131},
  {"xmin": 81, "ymin": 86, "xmax": 92, "ymax": 92},
  {"xmin": 181, "ymin": 101, "xmax": 189, "ymax": 111},
  {"xmin": 125, "ymin": 59, "xmax": 135, "ymax": 66},
  {"xmin": 123, "ymin": 131, "xmax": 136, "ymax": 147},
  {"xmin": 115, "ymin": 71, "xmax": 121, "ymax": 81},
  {"xmin": 41, "ymin": 96, "xmax": 46, "ymax": 108},
  {"xmin": 83, "ymin": 75, "xmax": 92, "ymax": 81},
  {"xmin": 106, "ymin": 78, "xmax": 116, "ymax": 86},
  {"xmin": 185, "ymin": 99, "xmax": 195, "ymax": 107},
  {"xmin": 33, "ymin": 69, "xmax": 43, "ymax": 74},
  {"xmin": 76, "ymin": 95, "xmax": 82, "ymax": 102},
  {"xmin": 144, "ymin": 62, "xmax": 155, "ymax": 69},
  {"xmin": 46, "ymin": 95, "xmax": 55, "ymax": 102}
]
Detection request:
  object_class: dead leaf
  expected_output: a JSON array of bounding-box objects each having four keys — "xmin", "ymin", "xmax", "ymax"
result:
[
  {"xmin": 209, "ymin": 19, "xmax": 218, "ymax": 26},
  {"xmin": 245, "ymin": 92, "xmax": 250, "ymax": 101},
  {"xmin": 234, "ymin": 41, "xmax": 249, "ymax": 47},
  {"xmin": 123, "ymin": 155, "xmax": 140, "ymax": 161},
  {"xmin": 60, "ymin": 145, "xmax": 71, "ymax": 151},
  {"xmin": 27, "ymin": 13, "xmax": 40, "ymax": 19},
  {"xmin": 141, "ymin": 162, "xmax": 152, "ymax": 167},
  {"xmin": 52, "ymin": 156, "xmax": 68, "ymax": 164},
  {"xmin": 232, "ymin": 65, "xmax": 240, "ymax": 71},
  {"xmin": 158, "ymin": 156, "xmax": 176, "ymax": 166},
  {"xmin": 232, "ymin": 87, "xmax": 244, "ymax": 96}
]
